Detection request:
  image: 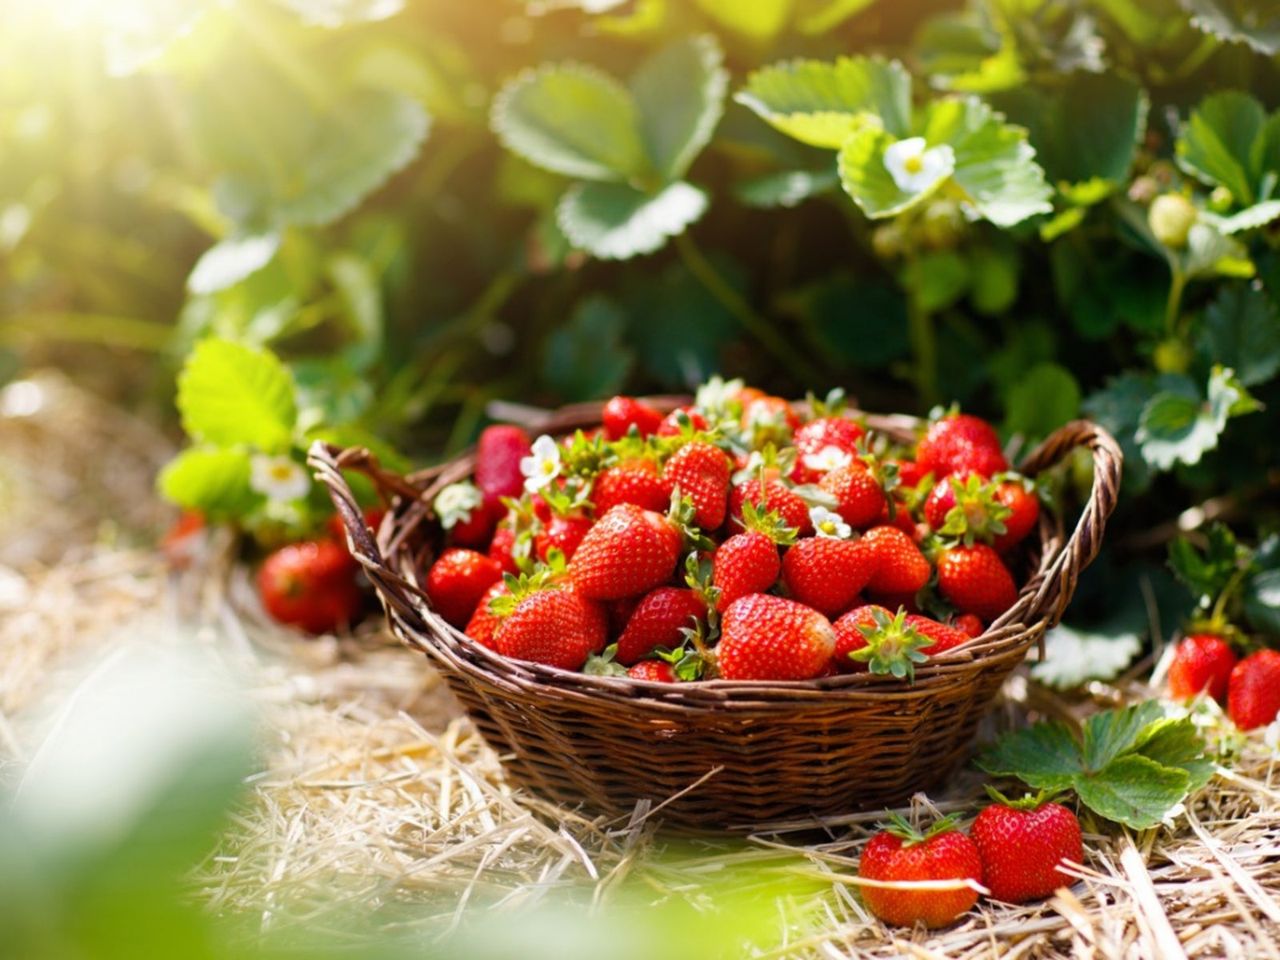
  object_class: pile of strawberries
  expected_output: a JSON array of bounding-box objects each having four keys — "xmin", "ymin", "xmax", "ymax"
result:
[
  {"xmin": 1167, "ymin": 633, "xmax": 1280, "ymax": 730},
  {"xmin": 424, "ymin": 378, "xmax": 1042, "ymax": 683}
]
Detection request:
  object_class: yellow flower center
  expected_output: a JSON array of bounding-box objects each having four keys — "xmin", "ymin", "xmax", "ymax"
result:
[
  {"xmin": 904, "ymin": 154, "xmax": 924, "ymax": 174},
  {"xmin": 542, "ymin": 460, "xmax": 556, "ymax": 475},
  {"xmin": 269, "ymin": 464, "xmax": 294, "ymax": 481}
]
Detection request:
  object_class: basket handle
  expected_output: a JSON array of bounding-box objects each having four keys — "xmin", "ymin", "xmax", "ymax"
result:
[{"xmin": 1015, "ymin": 420, "xmax": 1124, "ymax": 629}]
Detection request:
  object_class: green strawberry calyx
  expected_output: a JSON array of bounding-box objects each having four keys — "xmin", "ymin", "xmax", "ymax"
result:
[
  {"xmin": 983, "ymin": 784, "xmax": 1063, "ymax": 811},
  {"xmin": 740, "ymin": 500, "xmax": 799, "ymax": 546},
  {"xmin": 881, "ymin": 811, "xmax": 961, "ymax": 846},
  {"xmin": 583, "ymin": 643, "xmax": 630, "ymax": 678},
  {"xmin": 938, "ymin": 474, "xmax": 1011, "ymax": 547},
  {"xmin": 488, "ymin": 560, "xmax": 566, "ymax": 617},
  {"xmin": 849, "ymin": 607, "xmax": 932, "ymax": 681}
]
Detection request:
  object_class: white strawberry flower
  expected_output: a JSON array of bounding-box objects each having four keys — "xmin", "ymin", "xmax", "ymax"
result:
[
  {"xmin": 695, "ymin": 375, "xmax": 744, "ymax": 416},
  {"xmin": 1265, "ymin": 719, "xmax": 1280, "ymax": 753},
  {"xmin": 810, "ymin": 506, "xmax": 851, "ymax": 540},
  {"xmin": 884, "ymin": 137, "xmax": 956, "ymax": 194},
  {"xmin": 802, "ymin": 445, "xmax": 853, "ymax": 474},
  {"xmin": 520, "ymin": 435, "xmax": 562, "ymax": 492},
  {"xmin": 434, "ymin": 481, "xmax": 483, "ymax": 530},
  {"xmin": 249, "ymin": 454, "xmax": 309, "ymax": 502}
]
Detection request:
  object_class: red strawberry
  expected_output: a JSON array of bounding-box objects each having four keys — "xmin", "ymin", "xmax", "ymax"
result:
[
  {"xmin": 448, "ymin": 501, "xmax": 499, "ymax": 549},
  {"xmin": 862, "ymin": 526, "xmax": 931, "ymax": 596},
  {"xmin": 891, "ymin": 459, "xmax": 927, "ymax": 489},
  {"xmin": 665, "ymin": 441, "xmax": 731, "ymax": 531},
  {"xmin": 971, "ymin": 795, "xmax": 1083, "ymax": 904},
  {"xmin": 712, "ymin": 504, "xmax": 796, "ymax": 612},
  {"xmin": 791, "ymin": 417, "xmax": 865, "ymax": 483},
  {"xmin": 1227, "ymin": 650, "xmax": 1280, "ymax": 730},
  {"xmin": 592, "ymin": 461, "xmax": 672, "ymax": 516},
  {"xmin": 162, "ymin": 510, "xmax": 206, "ymax": 569},
  {"xmin": 1167, "ymin": 633, "xmax": 1237, "ymax": 703},
  {"xmin": 831, "ymin": 604, "xmax": 890, "ymax": 673},
  {"xmin": 495, "ymin": 586, "xmax": 607, "ymax": 670},
  {"xmin": 820, "ymin": 461, "xmax": 886, "ymax": 530},
  {"xmin": 717, "ymin": 594, "xmax": 835, "ymax": 681},
  {"xmin": 916, "ymin": 414, "xmax": 1007, "ymax": 479},
  {"xmin": 488, "ymin": 523, "xmax": 521, "ymax": 575},
  {"xmin": 730, "ymin": 478, "xmax": 813, "ymax": 535},
  {"xmin": 464, "ymin": 580, "xmax": 510, "ymax": 650},
  {"xmin": 614, "ymin": 587, "xmax": 706, "ymax": 665},
  {"xmin": 475, "ymin": 425, "xmax": 531, "ymax": 504},
  {"xmin": 923, "ymin": 473, "xmax": 1006, "ymax": 537},
  {"xmin": 903, "ymin": 614, "xmax": 972, "ymax": 656},
  {"xmin": 782, "ymin": 536, "xmax": 873, "ymax": 617},
  {"xmin": 657, "ymin": 405, "xmax": 709, "ymax": 436},
  {"xmin": 627, "ymin": 660, "xmax": 676, "ymax": 682},
  {"xmin": 569, "ymin": 503, "xmax": 682, "ymax": 600},
  {"xmin": 602, "ymin": 396, "xmax": 664, "ymax": 440},
  {"xmin": 953, "ymin": 613, "xmax": 984, "ymax": 638},
  {"xmin": 425, "ymin": 547, "xmax": 504, "ymax": 627},
  {"xmin": 992, "ymin": 479, "xmax": 1040, "ymax": 551},
  {"xmin": 936, "ymin": 543, "xmax": 1018, "ymax": 621},
  {"xmin": 858, "ymin": 815, "xmax": 983, "ymax": 928},
  {"xmin": 606, "ymin": 595, "xmax": 641, "ymax": 635},
  {"xmin": 534, "ymin": 511, "xmax": 592, "ymax": 562},
  {"xmin": 258, "ymin": 540, "xmax": 361, "ymax": 635}
]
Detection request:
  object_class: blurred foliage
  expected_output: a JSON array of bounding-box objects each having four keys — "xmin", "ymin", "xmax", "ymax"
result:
[{"xmin": 0, "ymin": 1, "xmax": 1277, "ymax": 620}]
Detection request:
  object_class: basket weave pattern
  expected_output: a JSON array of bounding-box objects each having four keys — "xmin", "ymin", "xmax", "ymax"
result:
[{"xmin": 310, "ymin": 404, "xmax": 1121, "ymax": 830}]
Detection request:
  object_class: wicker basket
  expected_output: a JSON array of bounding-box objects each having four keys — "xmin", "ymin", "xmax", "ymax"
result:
[{"xmin": 309, "ymin": 402, "xmax": 1121, "ymax": 831}]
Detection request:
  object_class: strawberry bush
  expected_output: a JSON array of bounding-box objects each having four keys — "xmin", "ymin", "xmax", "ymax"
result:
[{"xmin": 2, "ymin": 1, "xmax": 1279, "ymax": 675}]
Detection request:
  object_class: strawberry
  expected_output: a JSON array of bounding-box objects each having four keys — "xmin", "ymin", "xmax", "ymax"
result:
[
  {"xmin": 891, "ymin": 459, "xmax": 927, "ymax": 489},
  {"xmin": 953, "ymin": 613, "xmax": 984, "ymax": 638},
  {"xmin": 162, "ymin": 510, "xmax": 206, "ymax": 569},
  {"xmin": 834, "ymin": 606, "xmax": 935, "ymax": 678},
  {"xmin": 614, "ymin": 587, "xmax": 706, "ymax": 665},
  {"xmin": 657, "ymin": 406, "xmax": 709, "ymax": 437},
  {"xmin": 664, "ymin": 441, "xmax": 731, "ymax": 531},
  {"xmin": 858, "ymin": 815, "xmax": 983, "ymax": 928},
  {"xmin": 447, "ymin": 500, "xmax": 499, "ymax": 549},
  {"xmin": 606, "ymin": 595, "xmax": 641, "ymax": 635},
  {"xmin": 464, "ymin": 580, "xmax": 510, "ymax": 650},
  {"xmin": 831, "ymin": 604, "xmax": 890, "ymax": 673},
  {"xmin": 258, "ymin": 540, "xmax": 361, "ymax": 635},
  {"xmin": 534, "ymin": 511, "xmax": 592, "ymax": 562},
  {"xmin": 903, "ymin": 614, "xmax": 972, "ymax": 656},
  {"xmin": 791, "ymin": 417, "xmax": 864, "ymax": 483},
  {"xmin": 971, "ymin": 793, "xmax": 1083, "ymax": 904},
  {"xmin": 494, "ymin": 586, "xmax": 607, "ymax": 670},
  {"xmin": 819, "ymin": 461, "xmax": 886, "ymax": 530},
  {"xmin": 782, "ymin": 536, "xmax": 873, "ymax": 617},
  {"xmin": 741, "ymin": 393, "xmax": 800, "ymax": 437},
  {"xmin": 569, "ymin": 503, "xmax": 682, "ymax": 600},
  {"xmin": 488, "ymin": 523, "xmax": 522, "ymax": 575},
  {"xmin": 730, "ymin": 478, "xmax": 813, "ymax": 535},
  {"xmin": 916, "ymin": 413, "xmax": 1007, "ymax": 480},
  {"xmin": 862, "ymin": 525, "xmax": 931, "ymax": 596},
  {"xmin": 1167, "ymin": 633, "xmax": 1237, "ymax": 703},
  {"xmin": 602, "ymin": 395, "xmax": 664, "ymax": 440},
  {"xmin": 992, "ymin": 479, "xmax": 1040, "ymax": 552},
  {"xmin": 475, "ymin": 425, "xmax": 531, "ymax": 505},
  {"xmin": 936, "ymin": 543, "xmax": 1018, "ymax": 621},
  {"xmin": 592, "ymin": 461, "xmax": 672, "ymax": 516},
  {"xmin": 425, "ymin": 547, "xmax": 504, "ymax": 627},
  {"xmin": 711, "ymin": 503, "xmax": 796, "ymax": 612},
  {"xmin": 1227, "ymin": 650, "xmax": 1280, "ymax": 730},
  {"xmin": 433, "ymin": 480, "xmax": 494, "ymax": 548},
  {"xmin": 717, "ymin": 594, "xmax": 835, "ymax": 681},
  {"xmin": 923, "ymin": 473, "xmax": 1009, "ymax": 543},
  {"xmin": 627, "ymin": 660, "xmax": 676, "ymax": 682}
]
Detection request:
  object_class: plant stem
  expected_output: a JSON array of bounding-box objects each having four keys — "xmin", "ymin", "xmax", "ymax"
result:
[
  {"xmin": 674, "ymin": 232, "xmax": 820, "ymax": 384},
  {"xmin": 1165, "ymin": 266, "xmax": 1187, "ymax": 337}
]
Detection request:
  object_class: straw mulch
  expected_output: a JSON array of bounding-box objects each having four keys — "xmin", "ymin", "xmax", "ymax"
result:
[{"xmin": 3, "ymin": 373, "xmax": 1279, "ymax": 959}]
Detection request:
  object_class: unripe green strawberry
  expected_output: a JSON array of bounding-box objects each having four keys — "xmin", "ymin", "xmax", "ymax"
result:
[
  {"xmin": 862, "ymin": 525, "xmax": 931, "ymax": 596},
  {"xmin": 859, "ymin": 815, "xmax": 983, "ymax": 928},
  {"xmin": 614, "ymin": 586, "xmax": 706, "ymax": 665},
  {"xmin": 936, "ymin": 543, "xmax": 1018, "ymax": 621},
  {"xmin": 1227, "ymin": 650, "xmax": 1280, "ymax": 730},
  {"xmin": 495, "ymin": 586, "xmax": 607, "ymax": 670},
  {"xmin": 717, "ymin": 594, "xmax": 835, "ymax": 681},
  {"xmin": 1167, "ymin": 633, "xmax": 1236, "ymax": 703},
  {"xmin": 424, "ymin": 547, "xmax": 504, "ymax": 627},
  {"xmin": 971, "ymin": 794, "xmax": 1083, "ymax": 904},
  {"xmin": 1149, "ymin": 193, "xmax": 1196, "ymax": 249},
  {"xmin": 782, "ymin": 536, "xmax": 872, "ymax": 618},
  {"xmin": 570, "ymin": 503, "xmax": 682, "ymax": 601},
  {"xmin": 819, "ymin": 461, "xmax": 886, "ymax": 529},
  {"xmin": 665, "ymin": 441, "xmax": 731, "ymax": 531}
]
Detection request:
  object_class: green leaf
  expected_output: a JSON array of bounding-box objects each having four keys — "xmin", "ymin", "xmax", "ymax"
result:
[
  {"xmin": 1198, "ymin": 284, "xmax": 1280, "ymax": 387},
  {"xmin": 1030, "ymin": 624, "xmax": 1142, "ymax": 690},
  {"xmin": 1177, "ymin": 91, "xmax": 1266, "ymax": 205},
  {"xmin": 214, "ymin": 89, "xmax": 429, "ymax": 229},
  {"xmin": 542, "ymin": 295, "xmax": 633, "ymax": 401},
  {"xmin": 1082, "ymin": 700, "xmax": 1166, "ymax": 771},
  {"xmin": 326, "ymin": 252, "xmax": 383, "ymax": 373},
  {"xmin": 695, "ymin": 0, "xmax": 792, "ymax": 41},
  {"xmin": 1005, "ymin": 362, "xmax": 1080, "ymax": 441},
  {"xmin": 735, "ymin": 56, "xmax": 913, "ymax": 148},
  {"xmin": 177, "ymin": 338, "xmax": 297, "ymax": 451},
  {"xmin": 838, "ymin": 124, "xmax": 953, "ymax": 219},
  {"xmin": 630, "ymin": 35, "xmax": 727, "ymax": 182},
  {"xmin": 621, "ymin": 261, "xmax": 737, "ymax": 387},
  {"xmin": 1074, "ymin": 755, "xmax": 1191, "ymax": 830},
  {"xmin": 187, "ymin": 233, "xmax": 280, "ymax": 295},
  {"xmin": 157, "ymin": 447, "xmax": 260, "ymax": 517},
  {"xmin": 779, "ymin": 274, "xmax": 908, "ymax": 369},
  {"xmin": 1135, "ymin": 377, "xmax": 1217, "ymax": 471},
  {"xmin": 904, "ymin": 251, "xmax": 969, "ymax": 312},
  {"xmin": 921, "ymin": 97, "xmax": 1053, "ymax": 228},
  {"xmin": 976, "ymin": 720, "xmax": 1082, "ymax": 791},
  {"xmin": 1181, "ymin": 0, "xmax": 1280, "ymax": 54},
  {"xmin": 1083, "ymin": 371, "xmax": 1157, "ymax": 491},
  {"xmin": 795, "ymin": 0, "xmax": 876, "ymax": 34},
  {"xmin": 1167, "ymin": 523, "xmax": 1247, "ymax": 603},
  {"xmin": 735, "ymin": 167, "xmax": 839, "ymax": 208},
  {"xmin": 557, "ymin": 180, "xmax": 707, "ymax": 259},
  {"xmin": 968, "ymin": 245, "xmax": 1019, "ymax": 315},
  {"xmin": 1134, "ymin": 718, "xmax": 1216, "ymax": 791},
  {"xmin": 492, "ymin": 63, "xmax": 650, "ymax": 182},
  {"xmin": 1243, "ymin": 568, "xmax": 1280, "ymax": 633},
  {"xmin": 1183, "ymin": 222, "xmax": 1253, "ymax": 281},
  {"xmin": 1201, "ymin": 200, "xmax": 1280, "ymax": 235}
]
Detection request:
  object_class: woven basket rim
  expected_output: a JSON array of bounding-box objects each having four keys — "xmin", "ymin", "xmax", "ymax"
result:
[{"xmin": 310, "ymin": 401, "xmax": 1122, "ymax": 710}]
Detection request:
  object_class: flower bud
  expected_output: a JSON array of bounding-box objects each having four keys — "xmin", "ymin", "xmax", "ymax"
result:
[{"xmin": 1149, "ymin": 194, "xmax": 1197, "ymax": 249}]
